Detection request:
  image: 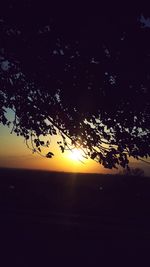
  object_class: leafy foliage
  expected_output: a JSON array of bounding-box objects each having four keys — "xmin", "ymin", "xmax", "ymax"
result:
[
  {"xmin": 120, "ymin": 167, "xmax": 145, "ymax": 177},
  {"xmin": 0, "ymin": 2, "xmax": 150, "ymax": 169}
]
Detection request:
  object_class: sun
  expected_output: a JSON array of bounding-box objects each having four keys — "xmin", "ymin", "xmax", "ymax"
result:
[{"xmin": 69, "ymin": 149, "xmax": 83, "ymax": 162}]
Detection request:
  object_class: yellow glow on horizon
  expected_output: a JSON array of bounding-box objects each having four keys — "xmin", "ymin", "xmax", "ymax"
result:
[
  {"xmin": 2, "ymin": 124, "xmax": 144, "ymax": 175},
  {"xmin": 0, "ymin": 124, "xmax": 103, "ymax": 173}
]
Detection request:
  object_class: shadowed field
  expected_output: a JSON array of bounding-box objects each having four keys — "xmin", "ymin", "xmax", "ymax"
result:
[{"xmin": 0, "ymin": 168, "xmax": 150, "ymax": 265}]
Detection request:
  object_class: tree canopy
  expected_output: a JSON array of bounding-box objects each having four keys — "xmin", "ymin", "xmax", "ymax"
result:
[{"xmin": 0, "ymin": 1, "xmax": 150, "ymax": 169}]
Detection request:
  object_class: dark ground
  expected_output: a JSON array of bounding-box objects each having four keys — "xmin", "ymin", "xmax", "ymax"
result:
[{"xmin": 0, "ymin": 168, "xmax": 150, "ymax": 266}]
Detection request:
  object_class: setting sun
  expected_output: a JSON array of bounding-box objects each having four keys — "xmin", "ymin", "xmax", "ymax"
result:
[{"xmin": 69, "ymin": 149, "xmax": 84, "ymax": 162}]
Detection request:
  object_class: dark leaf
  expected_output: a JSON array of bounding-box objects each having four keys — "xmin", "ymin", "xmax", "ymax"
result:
[
  {"xmin": 60, "ymin": 145, "xmax": 65, "ymax": 153},
  {"xmin": 46, "ymin": 152, "xmax": 54, "ymax": 158},
  {"xmin": 91, "ymin": 152, "xmax": 97, "ymax": 160}
]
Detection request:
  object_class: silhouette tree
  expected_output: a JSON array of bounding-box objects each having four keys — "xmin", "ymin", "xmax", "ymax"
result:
[
  {"xmin": 0, "ymin": 2, "xmax": 150, "ymax": 169},
  {"xmin": 120, "ymin": 167, "xmax": 145, "ymax": 177}
]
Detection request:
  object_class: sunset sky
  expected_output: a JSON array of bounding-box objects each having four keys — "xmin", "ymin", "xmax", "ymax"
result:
[
  {"xmin": 1, "ymin": 121, "xmax": 150, "ymax": 176},
  {"xmin": 0, "ymin": 123, "xmax": 109, "ymax": 174},
  {"xmin": 0, "ymin": 11, "xmax": 150, "ymax": 176}
]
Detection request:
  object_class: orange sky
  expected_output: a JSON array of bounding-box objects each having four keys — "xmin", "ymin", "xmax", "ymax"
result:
[
  {"xmin": 0, "ymin": 124, "xmax": 150, "ymax": 176},
  {"xmin": 0, "ymin": 124, "xmax": 109, "ymax": 174}
]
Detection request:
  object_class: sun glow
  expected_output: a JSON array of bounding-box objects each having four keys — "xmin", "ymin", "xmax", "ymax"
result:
[{"xmin": 69, "ymin": 149, "xmax": 84, "ymax": 162}]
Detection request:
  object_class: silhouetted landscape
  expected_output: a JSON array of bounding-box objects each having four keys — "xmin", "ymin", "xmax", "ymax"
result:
[
  {"xmin": 1, "ymin": 2, "xmax": 150, "ymax": 265},
  {"xmin": 1, "ymin": 168, "xmax": 150, "ymax": 265}
]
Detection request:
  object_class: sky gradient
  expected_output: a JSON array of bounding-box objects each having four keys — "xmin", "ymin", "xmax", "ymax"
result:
[{"xmin": 1, "ymin": 123, "xmax": 150, "ymax": 176}]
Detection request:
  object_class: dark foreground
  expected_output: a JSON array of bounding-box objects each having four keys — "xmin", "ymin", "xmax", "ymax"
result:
[{"xmin": 0, "ymin": 168, "xmax": 150, "ymax": 266}]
